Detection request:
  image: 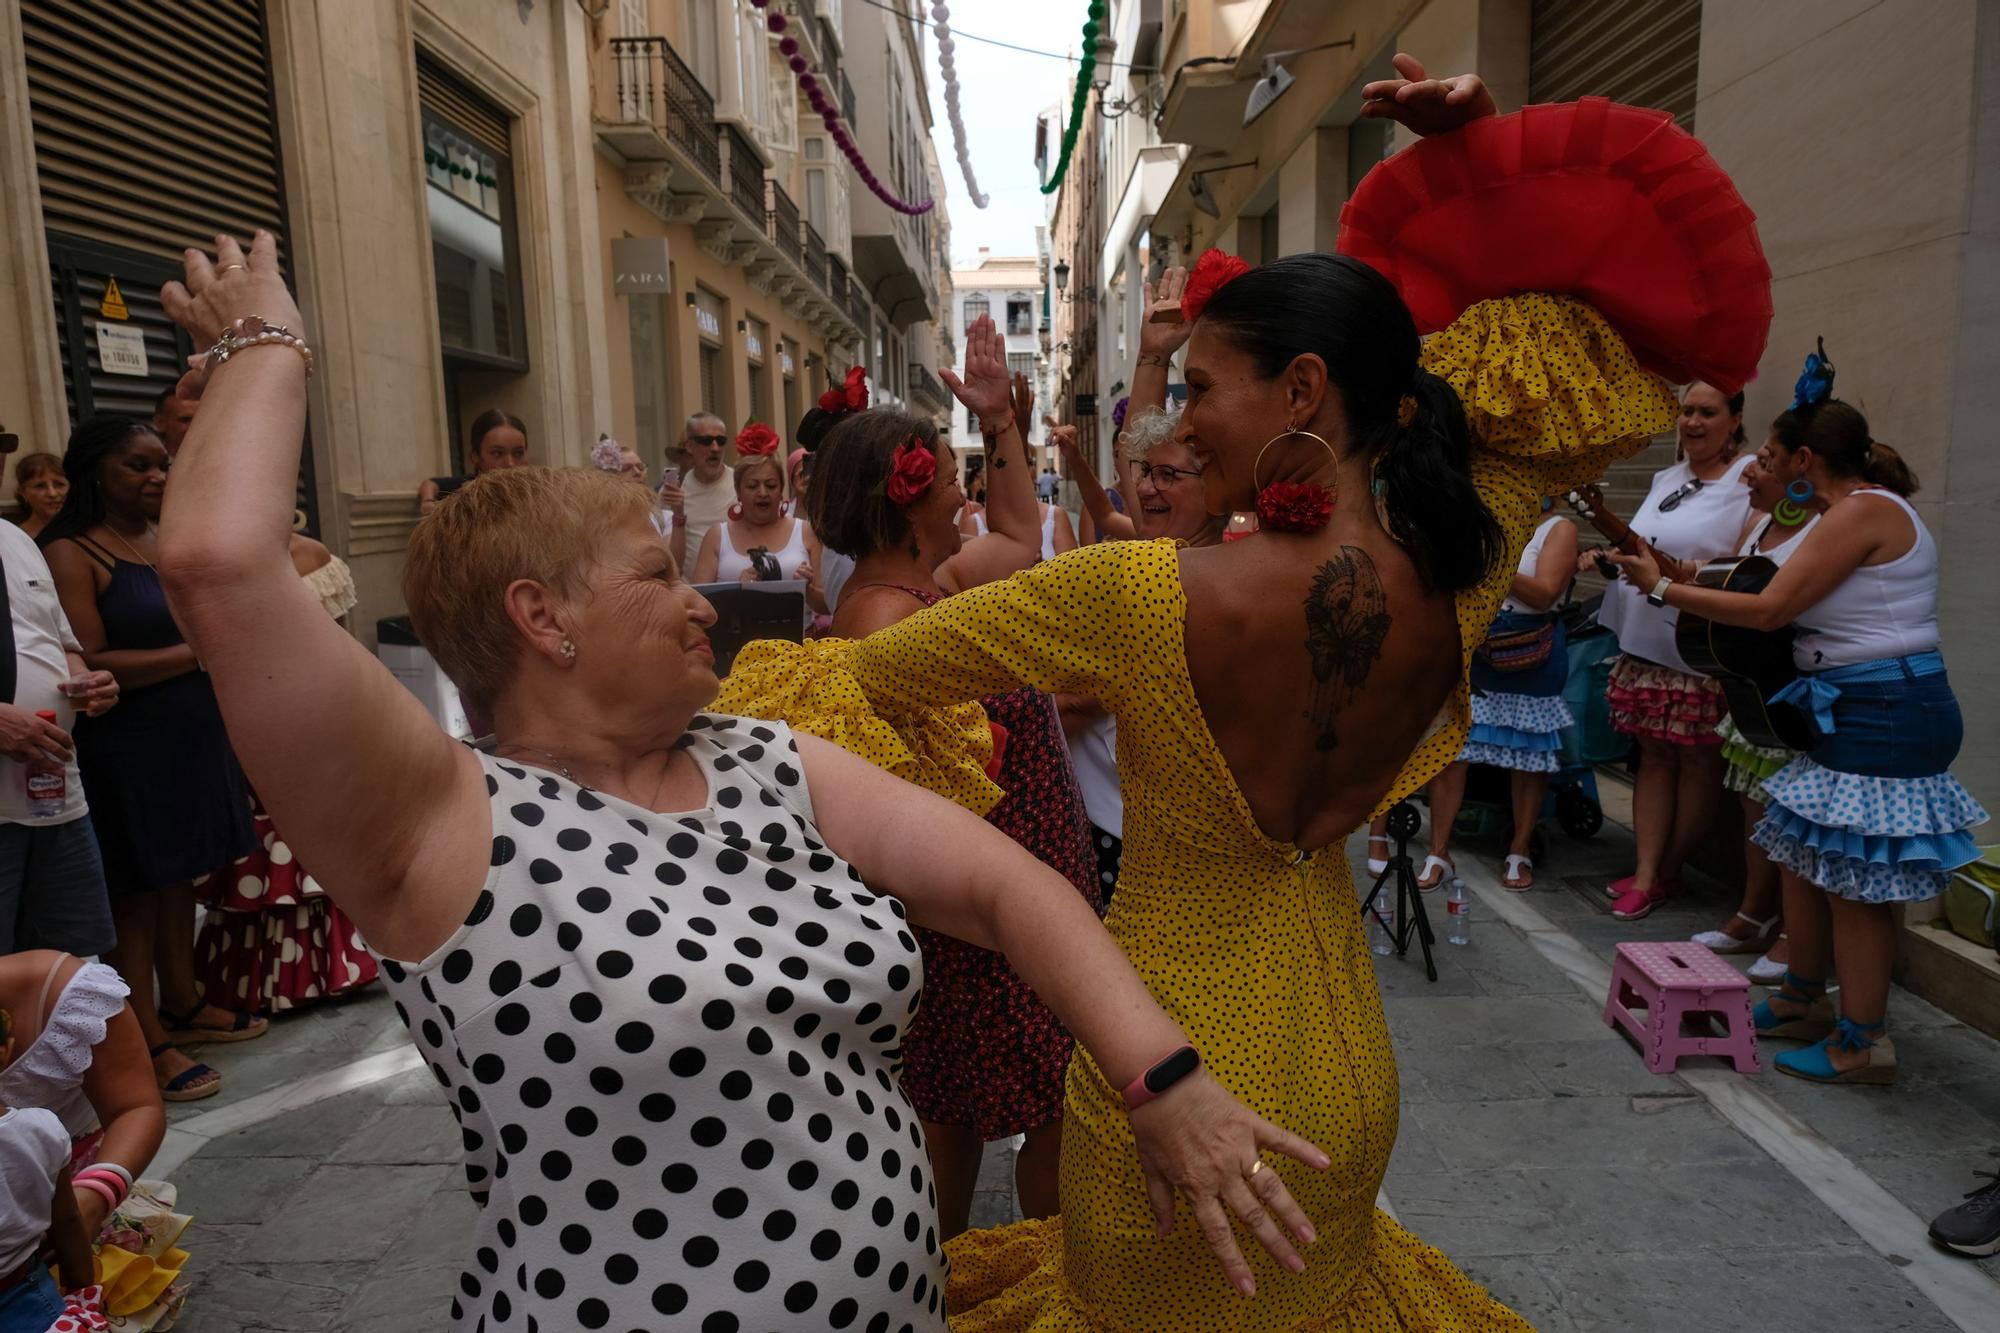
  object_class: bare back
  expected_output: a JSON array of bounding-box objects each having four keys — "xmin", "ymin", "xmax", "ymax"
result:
[{"xmin": 1179, "ymin": 512, "xmax": 1461, "ymax": 851}]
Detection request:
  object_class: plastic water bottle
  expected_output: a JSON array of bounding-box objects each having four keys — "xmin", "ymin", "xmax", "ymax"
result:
[
  {"xmin": 1445, "ymin": 880, "xmax": 1471, "ymax": 945},
  {"xmin": 1369, "ymin": 897, "xmax": 1397, "ymax": 956},
  {"xmin": 25, "ymin": 711, "xmax": 65, "ymax": 820}
]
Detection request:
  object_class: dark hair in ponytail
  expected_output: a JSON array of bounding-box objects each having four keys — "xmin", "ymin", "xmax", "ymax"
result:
[
  {"xmin": 1770, "ymin": 399, "xmax": 1917, "ymax": 497},
  {"xmin": 1195, "ymin": 253, "xmax": 1501, "ymax": 591},
  {"xmin": 805, "ymin": 409, "xmax": 941, "ymax": 560}
]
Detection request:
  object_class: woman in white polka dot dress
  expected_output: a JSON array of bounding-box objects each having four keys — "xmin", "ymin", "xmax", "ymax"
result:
[{"xmin": 153, "ymin": 233, "xmax": 1333, "ymax": 1332}]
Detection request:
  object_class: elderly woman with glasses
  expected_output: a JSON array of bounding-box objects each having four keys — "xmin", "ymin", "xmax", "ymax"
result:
[{"xmin": 155, "ymin": 233, "xmax": 1327, "ymax": 1333}]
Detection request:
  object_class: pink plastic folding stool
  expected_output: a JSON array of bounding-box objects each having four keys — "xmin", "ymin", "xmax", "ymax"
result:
[{"xmin": 1602, "ymin": 940, "xmax": 1760, "ymax": 1074}]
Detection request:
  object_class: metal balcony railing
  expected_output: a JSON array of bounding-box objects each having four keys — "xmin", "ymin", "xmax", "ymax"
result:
[
  {"xmin": 804, "ymin": 223, "xmax": 828, "ymax": 291},
  {"xmin": 909, "ymin": 363, "xmax": 947, "ymax": 410},
  {"xmin": 847, "ymin": 275, "xmax": 868, "ymax": 327},
  {"xmin": 766, "ymin": 179, "xmax": 803, "ymax": 267},
  {"xmin": 827, "ymin": 253, "xmax": 849, "ymax": 307},
  {"xmin": 723, "ymin": 123, "xmax": 766, "ymax": 225},
  {"xmin": 607, "ymin": 37, "xmax": 719, "ymax": 184}
]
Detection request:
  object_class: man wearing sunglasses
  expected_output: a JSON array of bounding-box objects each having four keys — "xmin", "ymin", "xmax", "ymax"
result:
[{"xmin": 668, "ymin": 411, "xmax": 733, "ymax": 569}]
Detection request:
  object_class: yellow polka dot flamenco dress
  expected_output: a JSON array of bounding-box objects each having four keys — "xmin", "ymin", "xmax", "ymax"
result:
[{"xmin": 840, "ymin": 98, "xmax": 1768, "ymax": 1320}]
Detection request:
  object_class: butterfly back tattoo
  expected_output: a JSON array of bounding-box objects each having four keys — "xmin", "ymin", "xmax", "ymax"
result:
[{"xmin": 1302, "ymin": 546, "xmax": 1394, "ymax": 751}]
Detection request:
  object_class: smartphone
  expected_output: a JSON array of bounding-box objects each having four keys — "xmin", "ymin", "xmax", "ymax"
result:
[{"xmin": 659, "ymin": 466, "xmax": 681, "ymax": 492}]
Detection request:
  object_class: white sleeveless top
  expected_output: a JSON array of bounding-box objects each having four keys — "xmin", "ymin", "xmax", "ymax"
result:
[
  {"xmin": 378, "ymin": 719, "xmax": 942, "ymax": 1332},
  {"xmin": 717, "ymin": 517, "xmax": 810, "ymax": 583},
  {"xmin": 1500, "ymin": 514, "xmax": 1573, "ymax": 613},
  {"xmin": 968, "ymin": 506, "xmax": 1058, "ymax": 561},
  {"xmin": 1791, "ymin": 490, "xmax": 1938, "ymax": 670},
  {"xmin": 1597, "ymin": 454, "xmax": 1755, "ymax": 672},
  {"xmin": 1738, "ymin": 511, "xmax": 1820, "ymax": 565},
  {"xmin": 0, "ymin": 961, "xmax": 130, "ymax": 1138}
]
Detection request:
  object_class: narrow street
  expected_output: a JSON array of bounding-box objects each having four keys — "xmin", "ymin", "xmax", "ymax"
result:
[{"xmin": 155, "ymin": 786, "xmax": 2000, "ymax": 1332}]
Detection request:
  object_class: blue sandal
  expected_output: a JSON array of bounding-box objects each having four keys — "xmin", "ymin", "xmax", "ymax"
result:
[
  {"xmin": 1775, "ymin": 1018, "xmax": 1898, "ymax": 1085},
  {"xmin": 149, "ymin": 1041, "xmax": 222, "ymax": 1103},
  {"xmin": 1751, "ymin": 971, "xmax": 1834, "ymax": 1042},
  {"xmin": 159, "ymin": 998, "xmax": 269, "ymax": 1047}
]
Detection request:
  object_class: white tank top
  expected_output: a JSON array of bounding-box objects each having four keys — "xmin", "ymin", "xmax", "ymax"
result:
[
  {"xmin": 716, "ymin": 517, "xmax": 810, "ymax": 583},
  {"xmin": 968, "ymin": 505, "xmax": 1059, "ymax": 561},
  {"xmin": 1791, "ymin": 490, "xmax": 1938, "ymax": 670},
  {"xmin": 1501, "ymin": 514, "xmax": 1572, "ymax": 613},
  {"xmin": 1737, "ymin": 511, "xmax": 1820, "ymax": 565},
  {"xmin": 1597, "ymin": 454, "xmax": 1755, "ymax": 672}
]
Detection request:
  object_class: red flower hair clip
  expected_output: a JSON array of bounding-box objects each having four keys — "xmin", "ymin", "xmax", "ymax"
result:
[
  {"xmin": 818, "ymin": 365, "xmax": 870, "ymax": 415},
  {"xmin": 1182, "ymin": 248, "xmax": 1251, "ymax": 322},
  {"xmin": 884, "ymin": 437, "xmax": 938, "ymax": 506},
  {"xmin": 735, "ymin": 422, "xmax": 780, "ymax": 457}
]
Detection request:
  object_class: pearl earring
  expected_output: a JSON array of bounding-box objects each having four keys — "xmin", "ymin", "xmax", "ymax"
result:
[{"xmin": 560, "ymin": 638, "xmax": 577, "ymax": 662}]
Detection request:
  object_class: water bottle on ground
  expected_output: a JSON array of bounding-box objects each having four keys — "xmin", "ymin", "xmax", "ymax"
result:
[
  {"xmin": 1446, "ymin": 879, "xmax": 1471, "ymax": 945},
  {"xmin": 1369, "ymin": 896, "xmax": 1397, "ymax": 956},
  {"xmin": 25, "ymin": 711, "xmax": 66, "ymax": 820}
]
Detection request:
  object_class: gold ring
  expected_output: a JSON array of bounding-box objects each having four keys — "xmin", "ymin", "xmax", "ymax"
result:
[
  {"xmin": 220, "ymin": 263, "xmax": 246, "ymax": 274},
  {"xmin": 1247, "ymin": 1160, "xmax": 1264, "ymax": 1178}
]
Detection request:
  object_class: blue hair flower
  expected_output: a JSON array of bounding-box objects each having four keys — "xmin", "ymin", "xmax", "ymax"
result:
[{"xmin": 1791, "ymin": 337, "xmax": 1836, "ymax": 411}]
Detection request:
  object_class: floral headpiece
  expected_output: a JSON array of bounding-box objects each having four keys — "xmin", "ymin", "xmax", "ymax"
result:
[
  {"xmin": 883, "ymin": 437, "xmax": 937, "ymax": 506},
  {"xmin": 818, "ymin": 365, "xmax": 870, "ymax": 416},
  {"xmin": 734, "ymin": 422, "xmax": 780, "ymax": 457},
  {"xmin": 1790, "ymin": 337, "xmax": 1835, "ymax": 411},
  {"xmin": 1182, "ymin": 248, "xmax": 1251, "ymax": 322},
  {"xmin": 589, "ymin": 434, "xmax": 624, "ymax": 472},
  {"xmin": 1111, "ymin": 395, "xmax": 1130, "ymax": 430}
]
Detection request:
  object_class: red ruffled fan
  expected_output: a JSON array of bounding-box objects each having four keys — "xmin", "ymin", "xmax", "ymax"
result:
[{"xmin": 1338, "ymin": 97, "xmax": 1772, "ymax": 395}]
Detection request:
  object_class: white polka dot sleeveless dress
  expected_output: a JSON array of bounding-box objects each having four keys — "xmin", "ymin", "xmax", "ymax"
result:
[{"xmin": 378, "ymin": 716, "xmax": 947, "ymax": 1332}]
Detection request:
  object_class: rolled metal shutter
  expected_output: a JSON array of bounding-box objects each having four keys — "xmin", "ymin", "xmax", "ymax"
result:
[
  {"xmin": 21, "ymin": 0, "xmax": 313, "ymax": 529},
  {"xmin": 1531, "ymin": 0, "xmax": 1701, "ymax": 547},
  {"xmin": 1530, "ymin": 0, "xmax": 1702, "ymax": 128}
]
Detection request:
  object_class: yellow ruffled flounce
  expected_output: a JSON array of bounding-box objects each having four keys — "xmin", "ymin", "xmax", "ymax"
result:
[
  {"xmin": 715, "ymin": 637, "xmax": 1004, "ymax": 816},
  {"xmin": 943, "ymin": 1210, "xmax": 1531, "ymax": 1333}
]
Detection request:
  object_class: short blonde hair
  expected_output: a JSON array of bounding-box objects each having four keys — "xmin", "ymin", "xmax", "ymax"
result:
[{"xmin": 403, "ymin": 467, "xmax": 656, "ymax": 713}]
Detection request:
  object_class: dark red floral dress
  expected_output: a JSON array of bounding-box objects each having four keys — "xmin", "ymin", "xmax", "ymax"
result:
[{"xmin": 892, "ymin": 588, "xmax": 1100, "ymax": 1140}]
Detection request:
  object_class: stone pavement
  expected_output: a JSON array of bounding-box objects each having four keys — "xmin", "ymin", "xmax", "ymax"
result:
[{"xmin": 154, "ymin": 783, "xmax": 2000, "ymax": 1331}]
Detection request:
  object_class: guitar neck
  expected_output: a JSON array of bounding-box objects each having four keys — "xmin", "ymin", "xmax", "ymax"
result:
[{"xmin": 1568, "ymin": 489, "xmax": 1658, "ymax": 559}]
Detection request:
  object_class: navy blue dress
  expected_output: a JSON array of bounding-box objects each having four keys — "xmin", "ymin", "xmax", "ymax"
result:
[{"xmin": 64, "ymin": 536, "xmax": 256, "ymax": 895}]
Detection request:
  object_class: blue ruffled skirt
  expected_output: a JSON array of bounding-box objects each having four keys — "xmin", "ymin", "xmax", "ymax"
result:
[
  {"xmin": 1750, "ymin": 656, "xmax": 1988, "ymax": 902},
  {"xmin": 1459, "ymin": 691, "xmax": 1575, "ymax": 774}
]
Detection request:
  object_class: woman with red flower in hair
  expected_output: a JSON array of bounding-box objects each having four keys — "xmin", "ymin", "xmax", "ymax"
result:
[
  {"xmin": 718, "ymin": 313, "xmax": 1099, "ymax": 1241},
  {"xmin": 689, "ymin": 420, "xmax": 826, "ymax": 610}
]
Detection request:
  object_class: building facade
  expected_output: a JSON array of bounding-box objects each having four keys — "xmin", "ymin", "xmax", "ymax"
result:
[
  {"xmin": 0, "ymin": 0, "xmax": 947, "ymax": 641},
  {"xmin": 946, "ymin": 250, "xmax": 1046, "ymax": 470},
  {"xmin": 1052, "ymin": 0, "xmax": 2000, "ymax": 1026}
]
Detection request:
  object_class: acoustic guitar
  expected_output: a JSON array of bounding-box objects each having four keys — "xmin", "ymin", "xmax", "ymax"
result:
[{"xmin": 1564, "ymin": 485, "xmax": 1815, "ymax": 751}]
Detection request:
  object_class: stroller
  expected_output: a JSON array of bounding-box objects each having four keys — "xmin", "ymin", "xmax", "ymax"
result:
[{"xmin": 1440, "ymin": 594, "xmax": 1624, "ymax": 858}]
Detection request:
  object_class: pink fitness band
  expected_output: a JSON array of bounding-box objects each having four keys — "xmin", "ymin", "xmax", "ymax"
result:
[{"xmin": 1121, "ymin": 1045, "xmax": 1202, "ymax": 1110}]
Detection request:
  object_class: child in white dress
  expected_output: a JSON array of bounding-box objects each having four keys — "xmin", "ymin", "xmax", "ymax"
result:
[{"xmin": 0, "ymin": 1007, "xmax": 94, "ymax": 1330}]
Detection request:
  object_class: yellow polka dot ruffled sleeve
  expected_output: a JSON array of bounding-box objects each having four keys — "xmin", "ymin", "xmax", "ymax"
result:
[
  {"xmin": 715, "ymin": 637, "xmax": 1005, "ymax": 816},
  {"xmin": 837, "ymin": 296, "xmax": 1673, "ymax": 1333}
]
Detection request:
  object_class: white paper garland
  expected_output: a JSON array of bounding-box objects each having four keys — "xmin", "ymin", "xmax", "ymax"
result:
[{"xmin": 932, "ymin": 4, "xmax": 989, "ymax": 208}]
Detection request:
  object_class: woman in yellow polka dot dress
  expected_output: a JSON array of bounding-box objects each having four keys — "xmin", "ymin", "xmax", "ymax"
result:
[{"xmin": 825, "ymin": 63, "xmax": 1769, "ymax": 1331}]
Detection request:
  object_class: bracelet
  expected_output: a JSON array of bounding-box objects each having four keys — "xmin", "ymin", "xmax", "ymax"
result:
[
  {"xmin": 75, "ymin": 1167, "xmax": 130, "ymax": 1204},
  {"xmin": 1136, "ymin": 353, "xmax": 1174, "ymax": 368},
  {"xmin": 83, "ymin": 1162, "xmax": 133, "ymax": 1191},
  {"xmin": 73, "ymin": 1176, "xmax": 120, "ymax": 1212},
  {"xmin": 208, "ymin": 315, "xmax": 314, "ymax": 379},
  {"xmin": 1120, "ymin": 1044, "xmax": 1202, "ymax": 1110},
  {"xmin": 978, "ymin": 416, "xmax": 1015, "ymax": 437}
]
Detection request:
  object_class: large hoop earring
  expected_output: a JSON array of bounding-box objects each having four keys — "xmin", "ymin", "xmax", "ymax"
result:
[
  {"xmin": 1774, "ymin": 477, "xmax": 1814, "ymax": 527},
  {"xmin": 1250, "ymin": 426, "xmax": 1338, "ymax": 492},
  {"xmin": 1243, "ymin": 426, "xmax": 1340, "ymax": 535}
]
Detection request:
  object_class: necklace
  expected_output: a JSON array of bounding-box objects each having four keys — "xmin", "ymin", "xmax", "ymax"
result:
[
  {"xmin": 494, "ymin": 743, "xmax": 678, "ymax": 811},
  {"xmin": 102, "ymin": 524, "xmax": 158, "ymax": 569}
]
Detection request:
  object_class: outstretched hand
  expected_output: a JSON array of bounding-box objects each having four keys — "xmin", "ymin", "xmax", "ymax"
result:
[
  {"xmin": 1359, "ymin": 53, "xmax": 1496, "ymax": 137},
  {"xmin": 1129, "ymin": 1068, "xmax": 1331, "ymax": 1298},
  {"xmin": 1139, "ymin": 266, "xmax": 1193, "ymax": 354},
  {"xmin": 161, "ymin": 231, "xmax": 304, "ymax": 353},
  {"xmin": 942, "ymin": 314, "xmax": 1015, "ymax": 429}
]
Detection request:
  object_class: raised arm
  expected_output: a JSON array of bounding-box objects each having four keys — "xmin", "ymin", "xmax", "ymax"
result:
[
  {"xmin": 1133, "ymin": 266, "xmax": 1190, "ymax": 415},
  {"xmin": 1508, "ymin": 517, "xmax": 1578, "ymax": 612},
  {"xmin": 157, "ymin": 231, "xmax": 490, "ymax": 962},
  {"xmin": 796, "ymin": 731, "xmax": 1328, "ymax": 1293},
  {"xmin": 1057, "ymin": 425, "xmax": 1134, "ymax": 541},
  {"xmin": 938, "ymin": 319, "xmax": 1041, "ymax": 590}
]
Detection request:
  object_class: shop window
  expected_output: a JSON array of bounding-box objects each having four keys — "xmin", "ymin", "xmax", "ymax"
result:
[{"xmin": 419, "ymin": 61, "xmax": 525, "ymax": 370}]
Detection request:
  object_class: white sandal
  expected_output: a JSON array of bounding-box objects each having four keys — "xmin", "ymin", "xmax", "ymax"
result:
[
  {"xmin": 1692, "ymin": 912, "xmax": 1779, "ymax": 955},
  {"xmin": 1417, "ymin": 854, "xmax": 1454, "ymax": 893},
  {"xmin": 1366, "ymin": 834, "xmax": 1391, "ymax": 877},
  {"xmin": 1502, "ymin": 854, "xmax": 1534, "ymax": 891}
]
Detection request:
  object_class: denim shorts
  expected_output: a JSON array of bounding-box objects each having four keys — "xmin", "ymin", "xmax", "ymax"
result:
[
  {"xmin": 1810, "ymin": 669, "xmax": 1963, "ymax": 779},
  {"xmin": 0, "ymin": 814, "xmax": 116, "ymax": 956},
  {"xmin": 0, "ymin": 1264, "xmax": 62, "ymax": 1333}
]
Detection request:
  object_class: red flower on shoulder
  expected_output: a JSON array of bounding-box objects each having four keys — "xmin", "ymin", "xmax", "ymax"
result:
[
  {"xmin": 1255, "ymin": 481, "xmax": 1336, "ymax": 533},
  {"xmin": 885, "ymin": 438, "xmax": 938, "ymax": 506},
  {"xmin": 734, "ymin": 422, "xmax": 780, "ymax": 457},
  {"xmin": 1182, "ymin": 248, "xmax": 1252, "ymax": 322}
]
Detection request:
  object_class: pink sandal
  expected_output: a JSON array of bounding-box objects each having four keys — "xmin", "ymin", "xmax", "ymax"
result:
[{"xmin": 1611, "ymin": 878, "xmax": 1681, "ymax": 921}]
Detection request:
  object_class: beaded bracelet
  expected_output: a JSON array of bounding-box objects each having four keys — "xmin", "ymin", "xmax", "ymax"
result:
[{"xmin": 207, "ymin": 315, "xmax": 315, "ymax": 379}]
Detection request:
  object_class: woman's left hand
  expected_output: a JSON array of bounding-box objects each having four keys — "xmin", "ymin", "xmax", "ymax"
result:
[
  {"xmin": 161, "ymin": 231, "xmax": 305, "ymax": 353},
  {"xmin": 1130, "ymin": 1068, "xmax": 1330, "ymax": 1297},
  {"xmin": 942, "ymin": 314, "xmax": 1014, "ymax": 429},
  {"xmin": 1360, "ymin": 53, "xmax": 1496, "ymax": 136},
  {"xmin": 1607, "ymin": 546, "xmax": 1664, "ymax": 591}
]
